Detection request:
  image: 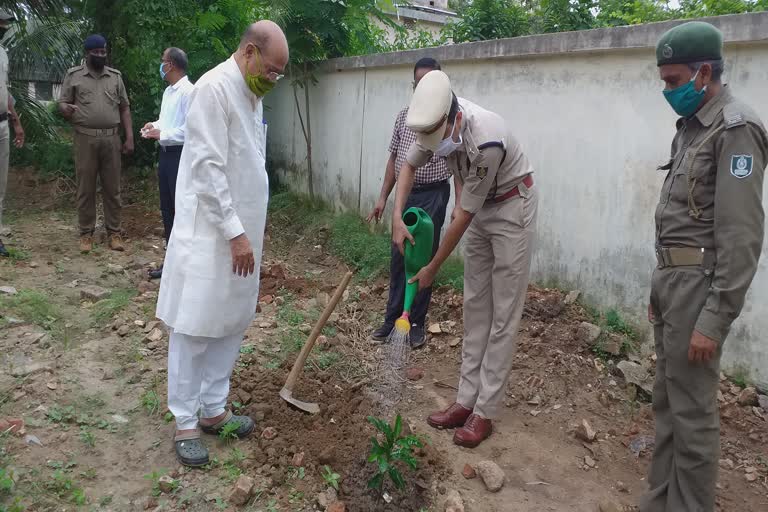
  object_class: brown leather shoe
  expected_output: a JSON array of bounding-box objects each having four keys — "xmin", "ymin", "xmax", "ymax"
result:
[
  {"xmin": 79, "ymin": 235, "xmax": 93, "ymax": 253},
  {"xmin": 108, "ymin": 233, "xmax": 125, "ymax": 252},
  {"xmin": 453, "ymin": 414, "xmax": 493, "ymax": 448},
  {"xmin": 427, "ymin": 403, "xmax": 472, "ymax": 430}
]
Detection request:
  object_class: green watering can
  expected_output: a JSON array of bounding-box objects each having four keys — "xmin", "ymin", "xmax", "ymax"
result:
[{"xmin": 394, "ymin": 207, "xmax": 434, "ymax": 333}]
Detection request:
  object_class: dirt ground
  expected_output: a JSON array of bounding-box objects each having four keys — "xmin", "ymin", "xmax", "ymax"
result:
[{"xmin": 1, "ymin": 169, "xmax": 767, "ymax": 512}]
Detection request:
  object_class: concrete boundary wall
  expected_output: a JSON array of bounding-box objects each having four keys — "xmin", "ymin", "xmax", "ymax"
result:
[{"xmin": 265, "ymin": 12, "xmax": 768, "ymax": 387}]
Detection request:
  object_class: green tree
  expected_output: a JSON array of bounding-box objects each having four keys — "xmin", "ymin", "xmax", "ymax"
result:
[
  {"xmin": 447, "ymin": 0, "xmax": 530, "ymax": 43},
  {"xmin": 594, "ymin": 0, "xmax": 674, "ymax": 27}
]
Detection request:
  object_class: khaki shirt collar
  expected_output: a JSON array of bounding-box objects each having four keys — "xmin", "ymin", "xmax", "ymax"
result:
[{"xmin": 693, "ymin": 85, "xmax": 731, "ymax": 128}]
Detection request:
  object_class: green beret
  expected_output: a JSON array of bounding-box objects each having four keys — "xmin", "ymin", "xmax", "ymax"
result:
[{"xmin": 656, "ymin": 21, "xmax": 723, "ymax": 66}]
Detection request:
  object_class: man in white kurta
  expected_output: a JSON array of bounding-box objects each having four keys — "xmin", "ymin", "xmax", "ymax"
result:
[{"xmin": 156, "ymin": 21, "xmax": 288, "ymax": 467}]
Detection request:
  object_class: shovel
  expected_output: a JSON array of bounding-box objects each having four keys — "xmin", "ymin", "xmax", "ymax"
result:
[{"xmin": 280, "ymin": 270, "xmax": 353, "ymax": 414}]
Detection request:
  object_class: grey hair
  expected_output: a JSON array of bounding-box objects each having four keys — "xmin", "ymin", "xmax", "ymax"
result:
[
  {"xmin": 688, "ymin": 59, "xmax": 724, "ymax": 82},
  {"xmin": 165, "ymin": 47, "xmax": 188, "ymax": 73}
]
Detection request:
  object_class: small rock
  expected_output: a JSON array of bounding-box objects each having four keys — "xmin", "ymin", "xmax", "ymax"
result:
[
  {"xmin": 617, "ymin": 360, "xmax": 653, "ymax": 395},
  {"xmin": 745, "ymin": 466, "xmax": 757, "ymax": 474},
  {"xmin": 111, "ymin": 414, "xmax": 129, "ymax": 424},
  {"xmin": 737, "ymin": 387, "xmax": 759, "ymax": 407},
  {"xmin": 529, "ymin": 409, "xmax": 541, "ymax": 417},
  {"xmin": 117, "ymin": 324, "xmax": 131, "ymax": 337},
  {"xmin": 580, "ymin": 322, "xmax": 602, "ymax": 344},
  {"xmin": 317, "ymin": 335, "xmax": 328, "ymax": 346},
  {"xmin": 758, "ymin": 394, "xmax": 768, "ymax": 411},
  {"xmin": 327, "ymin": 502, "xmax": 346, "ymax": 512},
  {"xmin": 476, "ymin": 460, "xmax": 505, "ymax": 492},
  {"xmin": 317, "ymin": 488, "xmax": 338, "ymax": 508},
  {"xmin": 274, "ymin": 296, "xmax": 285, "ymax": 306},
  {"xmin": 318, "ymin": 447, "xmax": 335, "ymax": 465},
  {"xmin": 102, "ymin": 369, "xmax": 116, "ymax": 381},
  {"xmin": 745, "ymin": 472, "xmax": 758, "ymax": 483},
  {"xmin": 134, "ymin": 320, "xmax": 146, "ymax": 328},
  {"xmin": 584, "ymin": 455, "xmax": 596, "ymax": 468},
  {"xmin": 461, "ymin": 464, "xmax": 476, "ymax": 479},
  {"xmin": 602, "ymin": 337, "xmax": 622, "ymax": 356},
  {"xmin": 299, "ymin": 323, "xmax": 312, "ymax": 335},
  {"xmin": 527, "ymin": 395, "xmax": 541, "ymax": 406},
  {"xmin": 145, "ymin": 328, "xmax": 163, "ymax": 343},
  {"xmin": 575, "ymin": 419, "xmax": 597, "ymax": 443},
  {"xmin": 46, "ymin": 380, "xmax": 58, "ymax": 390},
  {"xmin": 157, "ymin": 475, "xmax": 176, "ymax": 494},
  {"xmin": 428, "ymin": 323, "xmax": 442, "ymax": 334},
  {"xmin": 291, "ymin": 452, "xmax": 305, "ymax": 467},
  {"xmin": 29, "ymin": 261, "xmax": 39, "ymax": 268},
  {"xmin": 316, "ymin": 292, "xmax": 331, "ymax": 308},
  {"xmin": 406, "ymin": 367, "xmax": 424, "ymax": 381},
  {"xmin": 10, "ymin": 362, "xmax": 51, "ymax": 378},
  {"xmin": 24, "ymin": 434, "xmax": 42, "ymax": 446},
  {"xmin": 144, "ymin": 320, "xmax": 160, "ymax": 333},
  {"xmin": 598, "ymin": 502, "xmax": 623, "ymax": 512},
  {"xmin": 564, "ymin": 290, "xmax": 581, "ymax": 305},
  {"xmin": 616, "ymin": 481, "xmax": 629, "ymax": 493},
  {"xmin": 80, "ymin": 285, "xmax": 111, "ymax": 302},
  {"xmin": 629, "ymin": 435, "xmax": 655, "ymax": 457},
  {"xmin": 449, "ymin": 337, "xmax": 461, "ymax": 347},
  {"xmin": 719, "ymin": 458, "xmax": 735, "ymax": 470},
  {"xmin": 443, "ymin": 489, "xmax": 464, "ymax": 512},
  {"xmin": 107, "ymin": 263, "xmax": 124, "ymax": 273},
  {"xmin": 261, "ymin": 427, "xmax": 278, "ymax": 440},
  {"xmin": 0, "ymin": 286, "xmax": 17, "ymax": 295},
  {"xmin": 229, "ymin": 474, "xmax": 255, "ymax": 506}
]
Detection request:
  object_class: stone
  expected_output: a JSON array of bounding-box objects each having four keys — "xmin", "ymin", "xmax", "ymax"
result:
[
  {"xmin": 584, "ymin": 455, "xmax": 596, "ymax": 468},
  {"xmin": 274, "ymin": 296, "xmax": 285, "ymax": 306},
  {"xmin": 616, "ymin": 481, "xmax": 629, "ymax": 493},
  {"xmin": 317, "ymin": 488, "xmax": 338, "ymax": 508},
  {"xmin": 229, "ymin": 475, "xmax": 255, "ymax": 506},
  {"xmin": 444, "ymin": 489, "xmax": 465, "ymax": 512},
  {"xmin": 258, "ymin": 321, "xmax": 277, "ymax": 329},
  {"xmin": 291, "ymin": 452, "xmax": 305, "ymax": 467},
  {"xmin": 144, "ymin": 320, "xmax": 160, "ymax": 333},
  {"xmin": 617, "ymin": 360, "xmax": 653, "ymax": 395},
  {"xmin": 462, "ymin": 464, "xmax": 476, "ymax": 479},
  {"xmin": 737, "ymin": 387, "xmax": 759, "ymax": 407},
  {"xmin": 107, "ymin": 263, "xmax": 124, "ymax": 273},
  {"xmin": 80, "ymin": 285, "xmax": 111, "ymax": 302},
  {"xmin": 406, "ymin": 367, "xmax": 424, "ymax": 381},
  {"xmin": 719, "ymin": 459, "xmax": 735, "ymax": 470},
  {"xmin": 24, "ymin": 434, "xmax": 43, "ymax": 447},
  {"xmin": 145, "ymin": 328, "xmax": 163, "ymax": 343},
  {"xmin": 602, "ymin": 336, "xmax": 622, "ymax": 356},
  {"xmin": 0, "ymin": 286, "xmax": 17, "ymax": 295},
  {"xmin": 117, "ymin": 324, "xmax": 131, "ymax": 337},
  {"xmin": 476, "ymin": 460, "xmax": 505, "ymax": 492},
  {"xmin": 261, "ymin": 427, "xmax": 278, "ymax": 440},
  {"xmin": 10, "ymin": 362, "xmax": 51, "ymax": 378},
  {"xmin": 157, "ymin": 475, "xmax": 176, "ymax": 494},
  {"xmin": 134, "ymin": 320, "xmax": 146, "ymax": 328},
  {"xmin": 46, "ymin": 380, "xmax": 58, "ymax": 390},
  {"xmin": 317, "ymin": 335, "xmax": 328, "ymax": 346},
  {"xmin": 598, "ymin": 502, "xmax": 623, "ymax": 512},
  {"xmin": 327, "ymin": 502, "xmax": 346, "ymax": 512},
  {"xmin": 575, "ymin": 419, "xmax": 597, "ymax": 443},
  {"xmin": 449, "ymin": 337, "xmax": 461, "ymax": 347},
  {"xmin": 316, "ymin": 292, "xmax": 331, "ymax": 308},
  {"xmin": 564, "ymin": 290, "xmax": 581, "ymax": 305},
  {"xmin": 29, "ymin": 261, "xmax": 39, "ymax": 268},
  {"xmin": 299, "ymin": 323, "xmax": 312, "ymax": 335},
  {"xmin": 746, "ymin": 472, "xmax": 758, "ymax": 483},
  {"xmin": 580, "ymin": 322, "xmax": 602, "ymax": 344},
  {"xmin": 759, "ymin": 394, "xmax": 768, "ymax": 411},
  {"xmin": 428, "ymin": 323, "xmax": 442, "ymax": 334}
]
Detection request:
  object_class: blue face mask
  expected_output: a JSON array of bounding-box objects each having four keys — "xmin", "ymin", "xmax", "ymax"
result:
[
  {"xmin": 663, "ymin": 69, "xmax": 706, "ymax": 118},
  {"xmin": 159, "ymin": 62, "xmax": 168, "ymax": 80}
]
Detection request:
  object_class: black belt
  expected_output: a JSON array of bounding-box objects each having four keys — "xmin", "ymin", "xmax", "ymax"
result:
[
  {"xmin": 0, "ymin": 112, "xmax": 8, "ymax": 122},
  {"xmin": 412, "ymin": 179, "xmax": 449, "ymax": 192},
  {"xmin": 160, "ymin": 145, "xmax": 183, "ymax": 153}
]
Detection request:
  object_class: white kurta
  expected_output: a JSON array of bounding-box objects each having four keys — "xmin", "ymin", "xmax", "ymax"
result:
[{"xmin": 157, "ymin": 57, "xmax": 268, "ymax": 338}]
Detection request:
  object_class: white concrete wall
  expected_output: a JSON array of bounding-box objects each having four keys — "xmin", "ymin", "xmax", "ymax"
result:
[{"xmin": 265, "ymin": 14, "xmax": 768, "ymax": 388}]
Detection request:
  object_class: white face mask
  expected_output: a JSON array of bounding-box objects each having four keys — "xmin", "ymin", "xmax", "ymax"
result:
[{"xmin": 434, "ymin": 122, "xmax": 462, "ymax": 157}]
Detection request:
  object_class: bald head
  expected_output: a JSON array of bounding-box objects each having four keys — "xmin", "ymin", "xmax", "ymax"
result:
[
  {"xmin": 240, "ymin": 20, "xmax": 288, "ymax": 54},
  {"xmin": 235, "ymin": 20, "xmax": 289, "ymax": 92}
]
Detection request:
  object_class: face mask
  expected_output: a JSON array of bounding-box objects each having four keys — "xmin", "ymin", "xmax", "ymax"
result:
[
  {"xmin": 663, "ymin": 69, "xmax": 706, "ymax": 118},
  {"xmin": 89, "ymin": 55, "xmax": 106, "ymax": 70},
  {"xmin": 434, "ymin": 122, "xmax": 462, "ymax": 157},
  {"xmin": 159, "ymin": 62, "xmax": 168, "ymax": 80},
  {"xmin": 245, "ymin": 46, "xmax": 275, "ymax": 97}
]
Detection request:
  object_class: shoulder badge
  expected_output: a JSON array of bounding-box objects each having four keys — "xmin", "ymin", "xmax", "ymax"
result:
[
  {"xmin": 106, "ymin": 66, "xmax": 122, "ymax": 75},
  {"xmin": 475, "ymin": 167, "xmax": 488, "ymax": 180},
  {"xmin": 730, "ymin": 155, "xmax": 753, "ymax": 179}
]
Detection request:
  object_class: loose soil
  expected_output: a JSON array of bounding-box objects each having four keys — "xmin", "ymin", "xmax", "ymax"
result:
[{"xmin": 1, "ymin": 168, "xmax": 766, "ymax": 511}]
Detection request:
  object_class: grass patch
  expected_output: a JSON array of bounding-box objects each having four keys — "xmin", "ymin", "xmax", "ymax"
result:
[
  {"xmin": 435, "ymin": 255, "xmax": 464, "ymax": 290},
  {"xmin": 1, "ymin": 289, "xmax": 60, "ymax": 329},
  {"xmin": 327, "ymin": 213, "xmax": 391, "ymax": 280},
  {"xmin": 3, "ymin": 246, "xmax": 30, "ymax": 262},
  {"xmin": 91, "ymin": 288, "xmax": 136, "ymax": 325}
]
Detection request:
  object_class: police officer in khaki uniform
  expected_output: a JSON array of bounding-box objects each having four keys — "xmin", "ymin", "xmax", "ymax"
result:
[
  {"xmin": 641, "ymin": 22, "xmax": 767, "ymax": 512},
  {"xmin": 392, "ymin": 71, "xmax": 538, "ymax": 448},
  {"xmin": 59, "ymin": 34, "xmax": 134, "ymax": 253}
]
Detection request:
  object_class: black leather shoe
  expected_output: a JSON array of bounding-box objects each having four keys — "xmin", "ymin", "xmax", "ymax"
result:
[
  {"xmin": 148, "ymin": 264, "xmax": 163, "ymax": 280},
  {"xmin": 409, "ymin": 324, "xmax": 426, "ymax": 349},
  {"xmin": 0, "ymin": 239, "xmax": 8, "ymax": 258},
  {"xmin": 371, "ymin": 322, "xmax": 394, "ymax": 342}
]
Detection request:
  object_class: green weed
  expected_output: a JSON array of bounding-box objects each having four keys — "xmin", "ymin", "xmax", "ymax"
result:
[
  {"xmin": 4, "ymin": 246, "xmax": 30, "ymax": 262},
  {"xmin": 79, "ymin": 427, "xmax": 96, "ymax": 448},
  {"xmin": 143, "ymin": 469, "xmax": 169, "ymax": 497},
  {"xmin": 48, "ymin": 470, "xmax": 87, "ymax": 505},
  {"xmin": 366, "ymin": 414, "xmax": 424, "ymax": 491},
  {"xmin": 91, "ymin": 289, "xmax": 136, "ymax": 325},
  {"xmin": 288, "ymin": 466, "xmax": 306, "ymax": 480},
  {"xmin": 1, "ymin": 289, "xmax": 60, "ymax": 330},
  {"xmin": 605, "ymin": 308, "xmax": 639, "ymax": 341},
  {"xmin": 321, "ymin": 465, "xmax": 341, "ymax": 491},
  {"xmin": 435, "ymin": 255, "xmax": 464, "ymax": 290},
  {"xmin": 47, "ymin": 405, "xmax": 76, "ymax": 424},
  {"xmin": 314, "ymin": 351, "xmax": 341, "ymax": 370},
  {"xmin": 288, "ymin": 488, "xmax": 304, "ymax": 504},
  {"xmin": 140, "ymin": 389, "xmax": 161, "ymax": 416},
  {"xmin": 218, "ymin": 421, "xmax": 240, "ymax": 444}
]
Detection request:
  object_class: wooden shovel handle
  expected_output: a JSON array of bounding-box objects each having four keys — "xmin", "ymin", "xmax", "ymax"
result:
[{"xmin": 283, "ymin": 271, "xmax": 353, "ymax": 392}]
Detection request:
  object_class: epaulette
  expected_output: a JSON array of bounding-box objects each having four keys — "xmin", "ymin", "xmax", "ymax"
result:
[{"xmin": 723, "ymin": 103, "xmax": 747, "ymax": 130}]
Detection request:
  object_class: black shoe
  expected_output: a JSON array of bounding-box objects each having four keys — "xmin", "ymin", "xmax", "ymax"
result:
[
  {"xmin": 0, "ymin": 239, "xmax": 8, "ymax": 258},
  {"xmin": 371, "ymin": 322, "xmax": 394, "ymax": 342},
  {"xmin": 148, "ymin": 264, "xmax": 163, "ymax": 280},
  {"xmin": 409, "ymin": 324, "xmax": 426, "ymax": 350}
]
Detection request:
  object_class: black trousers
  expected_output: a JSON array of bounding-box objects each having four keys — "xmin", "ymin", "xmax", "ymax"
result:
[
  {"xmin": 384, "ymin": 181, "xmax": 450, "ymax": 328},
  {"xmin": 158, "ymin": 146, "xmax": 182, "ymax": 242}
]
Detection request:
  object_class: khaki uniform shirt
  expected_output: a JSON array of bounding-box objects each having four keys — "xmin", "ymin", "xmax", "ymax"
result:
[
  {"xmin": 58, "ymin": 64, "xmax": 130, "ymax": 128},
  {"xmin": 655, "ymin": 86, "xmax": 768, "ymax": 342},
  {"xmin": 407, "ymin": 98, "xmax": 533, "ymax": 213},
  {"xmin": 0, "ymin": 46, "xmax": 8, "ymax": 115}
]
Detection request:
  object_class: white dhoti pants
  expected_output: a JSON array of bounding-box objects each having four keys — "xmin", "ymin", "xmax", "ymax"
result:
[{"xmin": 167, "ymin": 329, "xmax": 244, "ymax": 430}]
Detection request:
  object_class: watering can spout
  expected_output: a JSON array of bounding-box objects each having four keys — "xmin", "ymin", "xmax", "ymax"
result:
[{"xmin": 398, "ymin": 207, "xmax": 434, "ymax": 331}]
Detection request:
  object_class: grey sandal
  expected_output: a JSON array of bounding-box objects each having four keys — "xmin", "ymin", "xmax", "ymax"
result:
[
  {"xmin": 174, "ymin": 432, "xmax": 209, "ymax": 467},
  {"xmin": 200, "ymin": 410, "xmax": 255, "ymax": 438}
]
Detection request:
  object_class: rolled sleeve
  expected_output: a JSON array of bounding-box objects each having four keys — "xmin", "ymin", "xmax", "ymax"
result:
[
  {"xmin": 389, "ymin": 110, "xmax": 403, "ymax": 154},
  {"xmin": 58, "ymin": 72, "xmax": 74, "ymax": 104},
  {"xmin": 460, "ymin": 147, "xmax": 505, "ymax": 213},
  {"xmin": 695, "ymin": 123, "xmax": 767, "ymax": 343}
]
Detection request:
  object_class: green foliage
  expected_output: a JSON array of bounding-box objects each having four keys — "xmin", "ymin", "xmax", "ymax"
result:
[
  {"xmin": 321, "ymin": 465, "xmax": 341, "ymax": 490},
  {"xmin": 91, "ymin": 289, "xmax": 136, "ymax": 325},
  {"xmin": 604, "ymin": 308, "xmax": 639, "ymax": 341},
  {"xmin": 79, "ymin": 427, "xmax": 96, "ymax": 447},
  {"xmin": 218, "ymin": 421, "xmax": 240, "ymax": 444},
  {"xmin": 448, "ymin": 0, "xmax": 530, "ymax": 43},
  {"xmin": 140, "ymin": 389, "xmax": 161, "ymax": 416},
  {"xmin": 48, "ymin": 470, "xmax": 87, "ymax": 505},
  {"xmin": 435, "ymin": 255, "xmax": 464, "ymax": 291},
  {"xmin": 366, "ymin": 414, "xmax": 423, "ymax": 492},
  {"xmin": 328, "ymin": 213, "xmax": 391, "ymax": 280},
  {"xmin": 1, "ymin": 289, "xmax": 60, "ymax": 330}
]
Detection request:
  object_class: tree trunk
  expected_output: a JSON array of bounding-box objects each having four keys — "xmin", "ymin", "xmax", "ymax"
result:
[{"xmin": 303, "ymin": 62, "xmax": 313, "ymax": 200}]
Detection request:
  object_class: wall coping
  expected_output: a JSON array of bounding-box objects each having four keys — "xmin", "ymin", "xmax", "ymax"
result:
[{"xmin": 320, "ymin": 12, "xmax": 768, "ymax": 72}]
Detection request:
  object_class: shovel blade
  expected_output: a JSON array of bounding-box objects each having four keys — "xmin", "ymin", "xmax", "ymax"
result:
[{"xmin": 279, "ymin": 386, "xmax": 320, "ymax": 414}]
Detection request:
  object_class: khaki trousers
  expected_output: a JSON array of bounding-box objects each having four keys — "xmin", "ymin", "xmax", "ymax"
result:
[
  {"xmin": 0, "ymin": 121, "xmax": 9, "ymax": 228},
  {"xmin": 640, "ymin": 266, "xmax": 721, "ymax": 512},
  {"xmin": 74, "ymin": 132, "xmax": 122, "ymax": 235},
  {"xmin": 457, "ymin": 187, "xmax": 538, "ymax": 419}
]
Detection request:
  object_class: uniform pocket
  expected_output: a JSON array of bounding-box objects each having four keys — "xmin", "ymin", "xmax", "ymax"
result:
[{"xmin": 77, "ymin": 89, "xmax": 93, "ymax": 105}]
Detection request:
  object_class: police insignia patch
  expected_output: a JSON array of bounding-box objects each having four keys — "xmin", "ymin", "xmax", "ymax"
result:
[
  {"xmin": 662, "ymin": 44, "xmax": 674, "ymax": 59},
  {"xmin": 476, "ymin": 167, "xmax": 488, "ymax": 179},
  {"xmin": 730, "ymin": 155, "xmax": 753, "ymax": 179}
]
